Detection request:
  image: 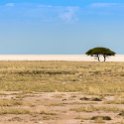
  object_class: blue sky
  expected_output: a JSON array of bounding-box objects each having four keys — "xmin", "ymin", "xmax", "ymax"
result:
[{"xmin": 0, "ymin": 0, "xmax": 124, "ymax": 54}]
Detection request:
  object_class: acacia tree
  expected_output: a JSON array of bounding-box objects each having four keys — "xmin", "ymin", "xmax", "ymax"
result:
[{"xmin": 86, "ymin": 47, "xmax": 116, "ymax": 62}]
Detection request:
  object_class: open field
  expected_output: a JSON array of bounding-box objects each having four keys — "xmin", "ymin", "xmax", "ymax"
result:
[
  {"xmin": 0, "ymin": 54, "xmax": 124, "ymax": 62},
  {"xmin": 0, "ymin": 61, "xmax": 123, "ymax": 124},
  {"xmin": 0, "ymin": 61, "xmax": 124, "ymax": 93}
]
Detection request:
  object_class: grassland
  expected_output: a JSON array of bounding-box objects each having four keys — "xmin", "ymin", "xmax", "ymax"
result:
[
  {"xmin": 0, "ymin": 61, "xmax": 123, "ymax": 94},
  {"xmin": 0, "ymin": 61, "xmax": 123, "ymax": 124}
]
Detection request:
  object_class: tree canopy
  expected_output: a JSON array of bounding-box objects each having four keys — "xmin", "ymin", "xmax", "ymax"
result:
[{"xmin": 86, "ymin": 47, "xmax": 116, "ymax": 62}]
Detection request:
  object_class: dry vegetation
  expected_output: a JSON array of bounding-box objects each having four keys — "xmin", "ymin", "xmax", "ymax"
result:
[
  {"xmin": 0, "ymin": 61, "xmax": 123, "ymax": 124},
  {"xmin": 0, "ymin": 61, "xmax": 124, "ymax": 94}
]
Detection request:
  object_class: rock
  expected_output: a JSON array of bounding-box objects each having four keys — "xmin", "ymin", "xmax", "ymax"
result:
[
  {"xmin": 91, "ymin": 97, "xmax": 102, "ymax": 101},
  {"xmin": 80, "ymin": 97, "xmax": 90, "ymax": 101},
  {"xmin": 118, "ymin": 111, "xmax": 124, "ymax": 116}
]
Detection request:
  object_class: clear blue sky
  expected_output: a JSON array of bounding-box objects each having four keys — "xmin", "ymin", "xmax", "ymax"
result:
[{"xmin": 0, "ymin": 0, "xmax": 124, "ymax": 54}]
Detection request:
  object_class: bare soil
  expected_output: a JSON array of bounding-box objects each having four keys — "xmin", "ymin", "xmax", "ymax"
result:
[{"xmin": 0, "ymin": 92, "xmax": 123, "ymax": 124}]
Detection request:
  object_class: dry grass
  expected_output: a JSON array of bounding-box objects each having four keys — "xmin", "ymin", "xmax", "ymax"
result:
[
  {"xmin": 0, "ymin": 107, "xmax": 57, "ymax": 115},
  {"xmin": 105, "ymin": 99, "xmax": 124, "ymax": 104},
  {"xmin": 71, "ymin": 105, "xmax": 124, "ymax": 113},
  {"xmin": 0, "ymin": 108, "xmax": 30, "ymax": 115},
  {"xmin": 0, "ymin": 99, "xmax": 22, "ymax": 106},
  {"xmin": 0, "ymin": 61, "xmax": 123, "ymax": 95}
]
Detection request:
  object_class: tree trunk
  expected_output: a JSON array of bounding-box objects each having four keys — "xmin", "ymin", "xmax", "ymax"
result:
[
  {"xmin": 97, "ymin": 54, "xmax": 100, "ymax": 62},
  {"xmin": 103, "ymin": 55, "xmax": 106, "ymax": 62}
]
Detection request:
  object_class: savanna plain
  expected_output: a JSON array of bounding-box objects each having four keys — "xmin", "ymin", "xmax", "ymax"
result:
[{"xmin": 0, "ymin": 61, "xmax": 123, "ymax": 124}]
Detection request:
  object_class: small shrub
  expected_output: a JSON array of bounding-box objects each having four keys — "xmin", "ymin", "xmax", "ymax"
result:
[{"xmin": 91, "ymin": 116, "xmax": 111, "ymax": 120}]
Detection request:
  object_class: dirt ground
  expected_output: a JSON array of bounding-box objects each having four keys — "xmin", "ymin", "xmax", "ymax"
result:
[{"xmin": 0, "ymin": 92, "xmax": 123, "ymax": 124}]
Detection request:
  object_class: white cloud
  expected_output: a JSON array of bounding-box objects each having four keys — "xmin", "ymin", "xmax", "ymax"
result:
[
  {"xmin": 91, "ymin": 3, "xmax": 121, "ymax": 8},
  {"xmin": 59, "ymin": 6, "xmax": 79, "ymax": 22},
  {"xmin": 38, "ymin": 4, "xmax": 53, "ymax": 8},
  {"xmin": 5, "ymin": 3, "xmax": 15, "ymax": 7},
  {"xmin": 22, "ymin": 4, "xmax": 79, "ymax": 22},
  {"xmin": 1, "ymin": 3, "xmax": 80, "ymax": 23},
  {"xmin": 33, "ymin": 5, "xmax": 80, "ymax": 22}
]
